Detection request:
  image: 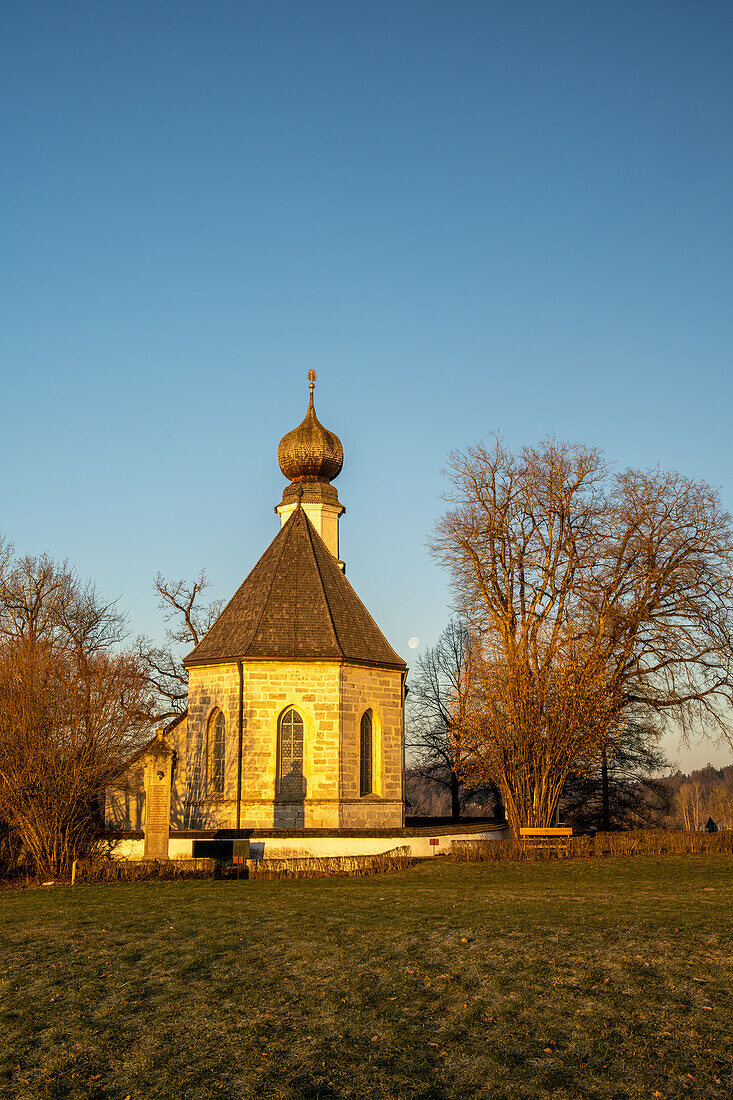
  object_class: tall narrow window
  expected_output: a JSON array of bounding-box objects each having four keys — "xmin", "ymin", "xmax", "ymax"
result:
[
  {"xmin": 360, "ymin": 710, "xmax": 373, "ymax": 796},
  {"xmin": 209, "ymin": 710, "xmax": 225, "ymax": 796},
  {"xmin": 187, "ymin": 727, "xmax": 205, "ymax": 796},
  {"xmin": 185, "ymin": 725, "xmax": 206, "ymax": 828},
  {"xmin": 278, "ymin": 707, "xmax": 304, "ymax": 797}
]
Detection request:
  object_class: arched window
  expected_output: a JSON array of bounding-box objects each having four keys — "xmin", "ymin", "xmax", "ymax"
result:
[
  {"xmin": 278, "ymin": 707, "xmax": 304, "ymax": 797},
  {"xmin": 209, "ymin": 710, "xmax": 226, "ymax": 796},
  {"xmin": 187, "ymin": 726, "xmax": 205, "ymax": 796},
  {"xmin": 360, "ymin": 710, "xmax": 373, "ymax": 796}
]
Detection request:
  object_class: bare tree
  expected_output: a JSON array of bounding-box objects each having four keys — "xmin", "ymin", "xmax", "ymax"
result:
[
  {"xmin": 407, "ymin": 620, "xmax": 500, "ymax": 819},
  {"xmin": 465, "ymin": 631, "xmax": 616, "ymax": 832},
  {"xmin": 0, "ymin": 552, "xmax": 74, "ymax": 645},
  {"xmin": 137, "ymin": 570, "xmax": 223, "ymax": 721},
  {"xmin": 708, "ymin": 781, "xmax": 733, "ymax": 829},
  {"xmin": 669, "ymin": 769, "xmax": 733, "ymax": 831},
  {"xmin": 675, "ymin": 782, "xmax": 704, "ymax": 832},
  {"xmin": 560, "ymin": 718, "xmax": 672, "ymax": 831},
  {"xmin": 0, "ymin": 535, "xmax": 12, "ymax": 585},
  {"xmin": 431, "ymin": 436, "xmax": 733, "ymax": 833},
  {"xmin": 0, "ymin": 553, "xmax": 150, "ymax": 877}
]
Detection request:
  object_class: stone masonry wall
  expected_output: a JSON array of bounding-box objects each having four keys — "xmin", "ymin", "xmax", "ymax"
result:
[
  {"xmin": 179, "ymin": 659, "xmax": 405, "ymax": 831},
  {"xmin": 105, "ymin": 764, "xmax": 146, "ymax": 831},
  {"xmin": 186, "ymin": 660, "xmax": 343, "ymax": 829},
  {"xmin": 168, "ymin": 715, "xmax": 189, "ymax": 829},
  {"xmin": 339, "ymin": 664, "xmax": 404, "ymax": 829},
  {"xmin": 105, "ymin": 716, "xmax": 189, "ymax": 832},
  {"xmin": 185, "ymin": 663, "xmax": 240, "ymax": 828}
]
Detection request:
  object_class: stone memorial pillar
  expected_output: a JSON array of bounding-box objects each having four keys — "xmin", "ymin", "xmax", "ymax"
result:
[{"xmin": 143, "ymin": 731, "xmax": 174, "ymax": 860}]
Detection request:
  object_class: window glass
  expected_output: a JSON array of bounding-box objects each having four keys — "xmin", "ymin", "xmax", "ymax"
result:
[
  {"xmin": 278, "ymin": 707, "xmax": 304, "ymax": 796},
  {"xmin": 187, "ymin": 726, "xmax": 205, "ymax": 797},
  {"xmin": 360, "ymin": 710, "xmax": 373, "ymax": 796},
  {"xmin": 210, "ymin": 710, "xmax": 225, "ymax": 796}
]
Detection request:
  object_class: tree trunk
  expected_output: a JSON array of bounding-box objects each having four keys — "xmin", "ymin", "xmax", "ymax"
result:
[
  {"xmin": 501, "ymin": 771, "xmax": 565, "ymax": 834},
  {"xmin": 450, "ymin": 771, "xmax": 461, "ymax": 819},
  {"xmin": 490, "ymin": 782, "xmax": 505, "ymax": 821},
  {"xmin": 601, "ymin": 746, "xmax": 610, "ymax": 831}
]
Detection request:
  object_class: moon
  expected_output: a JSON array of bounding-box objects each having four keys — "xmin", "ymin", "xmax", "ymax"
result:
[{"xmin": 408, "ymin": 636, "xmax": 419, "ymax": 649}]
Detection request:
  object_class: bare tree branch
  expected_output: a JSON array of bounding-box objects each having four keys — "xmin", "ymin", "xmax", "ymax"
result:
[
  {"xmin": 430, "ymin": 436, "xmax": 733, "ymax": 832},
  {"xmin": 407, "ymin": 620, "xmax": 501, "ymax": 819},
  {"xmin": 138, "ymin": 570, "xmax": 223, "ymax": 722},
  {"xmin": 0, "ymin": 551, "xmax": 151, "ymax": 877}
]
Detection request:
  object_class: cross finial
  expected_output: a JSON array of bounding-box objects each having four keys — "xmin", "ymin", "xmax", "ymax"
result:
[{"xmin": 308, "ymin": 369, "xmax": 316, "ymax": 395}]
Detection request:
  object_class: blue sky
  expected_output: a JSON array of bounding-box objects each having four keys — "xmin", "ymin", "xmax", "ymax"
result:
[{"xmin": 2, "ymin": 2, "xmax": 732, "ymax": 771}]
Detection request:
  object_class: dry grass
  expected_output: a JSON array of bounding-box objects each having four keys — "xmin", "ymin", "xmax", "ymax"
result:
[{"xmin": 1, "ymin": 854, "xmax": 732, "ymax": 1099}]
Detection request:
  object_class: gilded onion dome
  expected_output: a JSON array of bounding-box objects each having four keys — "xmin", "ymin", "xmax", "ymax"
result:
[{"xmin": 278, "ymin": 371, "xmax": 343, "ymax": 483}]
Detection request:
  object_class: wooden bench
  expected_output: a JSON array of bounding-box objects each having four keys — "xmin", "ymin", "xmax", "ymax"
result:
[{"xmin": 519, "ymin": 827, "xmax": 573, "ymax": 853}]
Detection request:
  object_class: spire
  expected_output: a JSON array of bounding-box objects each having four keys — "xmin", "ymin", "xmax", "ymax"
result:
[
  {"xmin": 275, "ymin": 375, "xmax": 346, "ymax": 569},
  {"xmin": 277, "ymin": 373, "xmax": 343, "ymax": 484}
]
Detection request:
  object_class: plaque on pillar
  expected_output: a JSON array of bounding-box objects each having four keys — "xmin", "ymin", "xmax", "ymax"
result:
[{"xmin": 143, "ymin": 731, "xmax": 174, "ymax": 860}]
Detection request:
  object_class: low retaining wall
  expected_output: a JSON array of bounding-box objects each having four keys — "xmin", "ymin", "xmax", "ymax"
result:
[{"xmin": 104, "ymin": 822, "xmax": 509, "ymax": 862}]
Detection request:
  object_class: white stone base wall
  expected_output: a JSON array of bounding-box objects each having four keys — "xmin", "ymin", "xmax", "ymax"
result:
[{"xmin": 103, "ymin": 828, "xmax": 508, "ymax": 863}]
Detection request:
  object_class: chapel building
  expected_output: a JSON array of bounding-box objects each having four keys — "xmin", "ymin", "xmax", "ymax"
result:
[{"xmin": 109, "ymin": 375, "xmax": 408, "ymax": 836}]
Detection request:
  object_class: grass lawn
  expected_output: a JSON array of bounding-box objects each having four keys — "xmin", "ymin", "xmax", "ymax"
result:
[{"xmin": 1, "ymin": 855, "xmax": 732, "ymax": 1100}]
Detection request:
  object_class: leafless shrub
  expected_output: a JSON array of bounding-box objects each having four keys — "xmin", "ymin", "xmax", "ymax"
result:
[
  {"xmin": 73, "ymin": 857, "xmax": 216, "ymax": 883},
  {"xmin": 449, "ymin": 829, "xmax": 733, "ymax": 863},
  {"xmin": 249, "ymin": 847, "xmax": 414, "ymax": 879}
]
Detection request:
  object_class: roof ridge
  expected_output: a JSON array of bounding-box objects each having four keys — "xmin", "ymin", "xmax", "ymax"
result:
[
  {"xmin": 183, "ymin": 504, "xmax": 406, "ymax": 670},
  {"xmin": 332, "ymin": 558, "xmax": 405, "ymax": 660},
  {"xmin": 312, "ymin": 528, "xmax": 406, "ymax": 668},
  {"xmin": 302, "ymin": 510, "xmax": 343, "ymax": 656},
  {"xmin": 245, "ymin": 511, "xmax": 294, "ymax": 656}
]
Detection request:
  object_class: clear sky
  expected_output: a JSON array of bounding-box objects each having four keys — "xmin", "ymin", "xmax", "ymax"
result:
[{"xmin": 2, "ymin": 2, "xmax": 732, "ymax": 772}]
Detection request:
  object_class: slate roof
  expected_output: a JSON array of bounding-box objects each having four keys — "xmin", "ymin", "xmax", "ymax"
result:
[{"xmin": 183, "ymin": 508, "xmax": 406, "ymax": 671}]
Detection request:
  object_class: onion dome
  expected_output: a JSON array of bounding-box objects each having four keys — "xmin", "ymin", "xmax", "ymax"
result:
[{"xmin": 278, "ymin": 371, "xmax": 343, "ymax": 483}]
